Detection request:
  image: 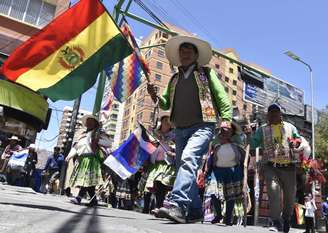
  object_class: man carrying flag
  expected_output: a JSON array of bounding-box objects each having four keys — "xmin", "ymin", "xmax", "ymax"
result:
[
  {"xmin": 1, "ymin": 0, "xmax": 133, "ymax": 101},
  {"xmin": 147, "ymin": 36, "xmax": 232, "ymax": 223}
]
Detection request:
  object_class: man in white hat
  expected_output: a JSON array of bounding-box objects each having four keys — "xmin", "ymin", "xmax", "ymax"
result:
[
  {"xmin": 0, "ymin": 135, "xmax": 22, "ymax": 173},
  {"xmin": 147, "ymin": 36, "xmax": 232, "ymax": 223}
]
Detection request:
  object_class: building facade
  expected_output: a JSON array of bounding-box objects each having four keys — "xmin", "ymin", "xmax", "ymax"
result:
[
  {"xmin": 0, "ymin": 0, "xmax": 70, "ymax": 55},
  {"xmin": 56, "ymin": 106, "xmax": 91, "ymax": 149},
  {"xmin": 119, "ymin": 25, "xmax": 255, "ymax": 143},
  {"xmin": 101, "ymin": 100, "xmax": 121, "ymax": 149}
]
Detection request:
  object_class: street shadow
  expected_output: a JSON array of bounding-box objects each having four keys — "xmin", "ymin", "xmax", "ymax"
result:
[
  {"xmin": 53, "ymin": 207, "xmax": 102, "ymax": 233},
  {"xmin": 0, "ymin": 202, "xmax": 135, "ymax": 220},
  {"xmin": 85, "ymin": 208, "xmax": 101, "ymax": 233}
]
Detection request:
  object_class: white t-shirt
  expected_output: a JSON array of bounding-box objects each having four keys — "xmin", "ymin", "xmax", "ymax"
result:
[
  {"xmin": 305, "ymin": 200, "xmax": 317, "ymax": 218},
  {"xmin": 214, "ymin": 144, "xmax": 237, "ymax": 167}
]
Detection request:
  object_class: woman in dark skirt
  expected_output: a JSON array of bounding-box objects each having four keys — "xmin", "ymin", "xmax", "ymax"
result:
[{"xmin": 209, "ymin": 122, "xmax": 245, "ymax": 226}]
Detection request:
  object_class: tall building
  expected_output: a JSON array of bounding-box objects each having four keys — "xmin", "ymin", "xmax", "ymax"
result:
[
  {"xmin": 101, "ymin": 100, "xmax": 121, "ymax": 149},
  {"xmin": 0, "ymin": 0, "xmax": 70, "ymax": 55},
  {"xmin": 56, "ymin": 106, "xmax": 91, "ymax": 149}
]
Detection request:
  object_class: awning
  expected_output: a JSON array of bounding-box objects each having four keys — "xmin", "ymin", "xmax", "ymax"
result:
[{"xmin": 0, "ymin": 80, "xmax": 49, "ymax": 124}]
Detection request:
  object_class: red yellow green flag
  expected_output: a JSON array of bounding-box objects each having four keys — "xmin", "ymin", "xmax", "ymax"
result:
[{"xmin": 0, "ymin": 0, "xmax": 132, "ymax": 101}]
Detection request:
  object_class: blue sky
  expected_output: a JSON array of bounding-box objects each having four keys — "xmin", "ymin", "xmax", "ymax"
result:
[{"xmin": 36, "ymin": 0, "xmax": 328, "ymax": 149}]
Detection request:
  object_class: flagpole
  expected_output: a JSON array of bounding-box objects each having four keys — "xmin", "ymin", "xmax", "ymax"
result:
[
  {"xmin": 92, "ymin": 72, "xmax": 107, "ymax": 115},
  {"xmin": 92, "ymin": 0, "xmax": 133, "ymax": 115}
]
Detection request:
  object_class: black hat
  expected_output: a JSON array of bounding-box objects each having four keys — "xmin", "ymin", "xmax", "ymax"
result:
[{"xmin": 268, "ymin": 103, "xmax": 281, "ymax": 112}]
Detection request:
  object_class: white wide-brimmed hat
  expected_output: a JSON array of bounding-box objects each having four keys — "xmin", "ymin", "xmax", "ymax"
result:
[
  {"xmin": 81, "ymin": 114, "xmax": 99, "ymax": 127},
  {"xmin": 165, "ymin": 35, "xmax": 212, "ymax": 66},
  {"xmin": 9, "ymin": 135, "xmax": 20, "ymax": 141}
]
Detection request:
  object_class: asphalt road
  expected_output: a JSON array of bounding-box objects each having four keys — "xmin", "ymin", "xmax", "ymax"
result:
[{"xmin": 0, "ymin": 184, "xmax": 306, "ymax": 233}]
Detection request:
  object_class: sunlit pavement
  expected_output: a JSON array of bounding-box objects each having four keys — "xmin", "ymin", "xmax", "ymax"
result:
[{"xmin": 0, "ymin": 184, "xmax": 308, "ymax": 233}]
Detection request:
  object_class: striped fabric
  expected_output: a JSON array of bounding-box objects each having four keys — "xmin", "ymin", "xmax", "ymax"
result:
[{"xmin": 105, "ymin": 23, "xmax": 150, "ymax": 103}]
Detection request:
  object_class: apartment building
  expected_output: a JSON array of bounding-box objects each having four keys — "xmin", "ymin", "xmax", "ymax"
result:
[
  {"xmin": 0, "ymin": 0, "xmax": 70, "ymax": 55},
  {"xmin": 56, "ymin": 106, "xmax": 91, "ymax": 149}
]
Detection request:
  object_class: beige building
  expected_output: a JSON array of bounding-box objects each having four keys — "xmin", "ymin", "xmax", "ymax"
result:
[
  {"xmin": 118, "ymin": 24, "xmax": 274, "ymax": 142},
  {"xmin": 0, "ymin": 0, "xmax": 70, "ymax": 55},
  {"xmin": 56, "ymin": 106, "xmax": 91, "ymax": 149},
  {"xmin": 101, "ymin": 100, "xmax": 121, "ymax": 149}
]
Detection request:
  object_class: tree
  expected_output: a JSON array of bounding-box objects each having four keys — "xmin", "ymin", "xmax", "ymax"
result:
[
  {"xmin": 315, "ymin": 106, "xmax": 328, "ymax": 163},
  {"xmin": 315, "ymin": 106, "xmax": 328, "ymax": 194}
]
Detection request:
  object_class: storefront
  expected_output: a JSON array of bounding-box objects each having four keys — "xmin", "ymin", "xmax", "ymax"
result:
[{"xmin": 0, "ymin": 78, "xmax": 50, "ymax": 147}]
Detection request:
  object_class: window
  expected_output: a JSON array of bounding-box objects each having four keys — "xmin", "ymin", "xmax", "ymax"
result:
[
  {"xmin": 224, "ymin": 87, "xmax": 229, "ymax": 93},
  {"xmin": 9, "ymin": 0, "xmax": 26, "ymax": 21},
  {"xmin": 0, "ymin": 0, "xmax": 11, "ymax": 15},
  {"xmin": 162, "ymin": 33, "xmax": 168, "ymax": 39},
  {"xmin": 1, "ymin": 0, "xmax": 56, "ymax": 27},
  {"xmin": 233, "ymin": 80, "xmax": 237, "ymax": 86},
  {"xmin": 145, "ymin": 49, "xmax": 152, "ymax": 58},
  {"xmin": 229, "ymin": 68, "xmax": 234, "ymax": 74},
  {"xmin": 25, "ymin": 0, "xmax": 42, "ymax": 25},
  {"xmin": 155, "ymin": 74, "xmax": 161, "ymax": 81},
  {"xmin": 215, "ymin": 64, "xmax": 220, "ymax": 70},
  {"xmin": 232, "ymin": 100, "xmax": 236, "ymax": 106},
  {"xmin": 232, "ymin": 90, "xmax": 237, "ymax": 96},
  {"xmin": 243, "ymin": 104, "xmax": 248, "ymax": 111},
  {"xmin": 131, "ymin": 117, "xmax": 134, "ymax": 123},
  {"xmin": 122, "ymin": 120, "xmax": 128, "ymax": 128},
  {"xmin": 137, "ymin": 112, "xmax": 143, "ymax": 120},
  {"xmin": 110, "ymin": 114, "xmax": 118, "ymax": 120},
  {"xmin": 133, "ymin": 105, "xmax": 135, "ymax": 110},
  {"xmin": 156, "ymin": 61, "xmax": 163, "ymax": 69},
  {"xmin": 150, "ymin": 112, "xmax": 155, "ymax": 121},
  {"xmin": 225, "ymin": 76, "xmax": 229, "ymax": 83},
  {"xmin": 124, "ymin": 109, "xmax": 130, "ymax": 116},
  {"xmin": 137, "ymin": 99, "xmax": 144, "ymax": 107},
  {"xmin": 109, "ymin": 124, "xmax": 116, "ymax": 130},
  {"xmin": 157, "ymin": 49, "xmax": 165, "ymax": 58}
]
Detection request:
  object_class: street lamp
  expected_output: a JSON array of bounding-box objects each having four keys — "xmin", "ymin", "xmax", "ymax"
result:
[{"xmin": 284, "ymin": 50, "xmax": 316, "ymax": 191}]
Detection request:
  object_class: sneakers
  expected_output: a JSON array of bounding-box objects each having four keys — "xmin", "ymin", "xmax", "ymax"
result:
[
  {"xmin": 283, "ymin": 220, "xmax": 290, "ymax": 233},
  {"xmin": 157, "ymin": 205, "xmax": 186, "ymax": 223},
  {"xmin": 70, "ymin": 196, "xmax": 81, "ymax": 205},
  {"xmin": 151, "ymin": 208, "xmax": 165, "ymax": 218}
]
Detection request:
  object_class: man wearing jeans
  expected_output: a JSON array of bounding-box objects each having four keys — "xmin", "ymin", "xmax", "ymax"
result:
[
  {"xmin": 251, "ymin": 104, "xmax": 300, "ymax": 232},
  {"xmin": 147, "ymin": 35, "xmax": 232, "ymax": 223}
]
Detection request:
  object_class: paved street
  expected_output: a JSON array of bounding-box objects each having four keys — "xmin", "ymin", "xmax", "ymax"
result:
[{"xmin": 0, "ymin": 184, "xmax": 307, "ymax": 233}]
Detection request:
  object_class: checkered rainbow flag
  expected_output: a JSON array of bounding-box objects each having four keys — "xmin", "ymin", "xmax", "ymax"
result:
[{"xmin": 104, "ymin": 22, "xmax": 150, "ymax": 103}]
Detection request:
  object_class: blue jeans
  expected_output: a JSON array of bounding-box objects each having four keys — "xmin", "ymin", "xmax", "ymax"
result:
[{"xmin": 169, "ymin": 123, "xmax": 215, "ymax": 215}]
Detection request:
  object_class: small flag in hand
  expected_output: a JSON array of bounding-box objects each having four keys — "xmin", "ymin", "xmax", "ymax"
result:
[{"xmin": 104, "ymin": 124, "xmax": 156, "ymax": 179}]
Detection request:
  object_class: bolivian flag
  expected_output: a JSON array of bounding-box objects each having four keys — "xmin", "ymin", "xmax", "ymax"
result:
[{"xmin": 1, "ymin": 0, "xmax": 132, "ymax": 101}]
